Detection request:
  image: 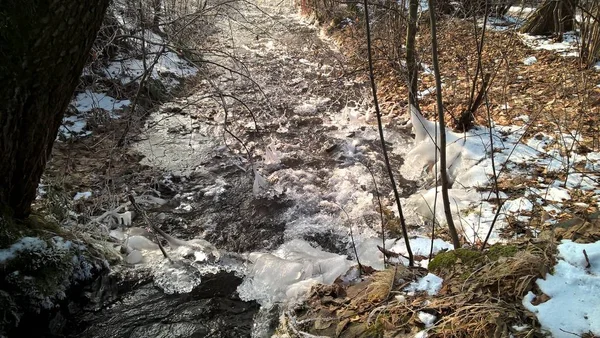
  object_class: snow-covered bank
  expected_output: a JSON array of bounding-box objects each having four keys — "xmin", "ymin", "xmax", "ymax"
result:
[
  {"xmin": 524, "ymin": 240, "xmax": 600, "ymax": 338},
  {"xmin": 59, "ymin": 2, "xmax": 198, "ymax": 140},
  {"xmin": 401, "ymin": 105, "xmax": 600, "ymax": 244}
]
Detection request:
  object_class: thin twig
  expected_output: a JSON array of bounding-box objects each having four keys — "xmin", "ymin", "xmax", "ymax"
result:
[
  {"xmin": 361, "ymin": 161, "xmax": 387, "ymax": 266},
  {"xmin": 336, "ymin": 203, "xmax": 363, "ymax": 274},
  {"xmin": 127, "ymin": 194, "xmax": 172, "ymax": 262},
  {"xmin": 583, "ymin": 249, "xmax": 591, "ymax": 270},
  {"xmin": 363, "ymin": 0, "xmax": 414, "ymax": 266}
]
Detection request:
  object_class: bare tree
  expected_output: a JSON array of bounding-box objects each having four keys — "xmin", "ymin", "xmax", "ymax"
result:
[
  {"xmin": 406, "ymin": 0, "xmax": 420, "ymax": 109},
  {"xmin": 427, "ymin": 0, "xmax": 461, "ymax": 249},
  {"xmin": 0, "ymin": 0, "xmax": 111, "ymax": 220},
  {"xmin": 580, "ymin": 1, "xmax": 600, "ymax": 67},
  {"xmin": 521, "ymin": 0, "xmax": 579, "ymax": 39}
]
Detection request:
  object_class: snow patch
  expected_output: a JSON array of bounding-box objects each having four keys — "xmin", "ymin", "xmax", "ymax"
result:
[
  {"xmin": 405, "ymin": 273, "xmax": 444, "ymax": 296},
  {"xmin": 523, "ymin": 240, "xmax": 600, "ymax": 338}
]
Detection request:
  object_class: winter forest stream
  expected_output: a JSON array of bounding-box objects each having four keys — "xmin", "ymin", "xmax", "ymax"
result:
[
  {"xmin": 50, "ymin": 0, "xmax": 600, "ymax": 337},
  {"xmin": 6, "ymin": 0, "xmax": 600, "ymax": 337},
  {"xmin": 65, "ymin": 1, "xmax": 430, "ymax": 337}
]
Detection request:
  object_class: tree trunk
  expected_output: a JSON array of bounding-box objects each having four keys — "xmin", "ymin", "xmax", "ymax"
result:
[
  {"xmin": 580, "ymin": 1, "xmax": 600, "ymax": 68},
  {"xmin": 406, "ymin": 0, "xmax": 420, "ymax": 110},
  {"xmin": 521, "ymin": 0, "xmax": 578, "ymax": 36},
  {"xmin": 427, "ymin": 0, "xmax": 462, "ymax": 249},
  {"xmin": 0, "ymin": 0, "xmax": 111, "ymax": 219}
]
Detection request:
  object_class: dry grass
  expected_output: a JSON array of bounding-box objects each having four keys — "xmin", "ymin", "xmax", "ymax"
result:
[{"xmin": 283, "ymin": 241, "xmax": 555, "ymax": 338}]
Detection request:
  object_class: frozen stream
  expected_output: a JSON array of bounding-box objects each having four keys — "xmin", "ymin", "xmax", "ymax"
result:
[
  {"xmin": 67, "ymin": 1, "xmax": 431, "ymax": 337},
  {"xmin": 63, "ymin": 0, "xmax": 600, "ymax": 337}
]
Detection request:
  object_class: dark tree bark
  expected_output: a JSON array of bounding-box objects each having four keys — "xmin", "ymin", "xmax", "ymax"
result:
[
  {"xmin": 406, "ymin": 0, "xmax": 420, "ymax": 110},
  {"xmin": 580, "ymin": 1, "xmax": 600, "ymax": 68},
  {"xmin": 521, "ymin": 0, "xmax": 579, "ymax": 37},
  {"xmin": 0, "ymin": 0, "xmax": 111, "ymax": 219}
]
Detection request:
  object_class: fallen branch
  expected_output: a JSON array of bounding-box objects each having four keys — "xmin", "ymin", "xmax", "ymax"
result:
[{"xmin": 128, "ymin": 194, "xmax": 172, "ymax": 262}]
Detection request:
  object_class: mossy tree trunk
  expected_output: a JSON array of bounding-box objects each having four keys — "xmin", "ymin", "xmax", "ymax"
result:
[
  {"xmin": 521, "ymin": 0, "xmax": 579, "ymax": 37},
  {"xmin": 0, "ymin": 0, "xmax": 111, "ymax": 219}
]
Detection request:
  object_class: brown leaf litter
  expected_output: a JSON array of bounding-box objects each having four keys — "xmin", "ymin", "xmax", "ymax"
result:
[{"xmin": 279, "ymin": 239, "xmax": 555, "ymax": 338}]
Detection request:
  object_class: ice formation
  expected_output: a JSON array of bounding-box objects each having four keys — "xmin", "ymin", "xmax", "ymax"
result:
[{"xmin": 237, "ymin": 239, "xmax": 352, "ymax": 306}]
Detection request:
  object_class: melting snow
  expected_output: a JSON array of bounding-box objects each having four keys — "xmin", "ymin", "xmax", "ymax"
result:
[
  {"xmin": 405, "ymin": 273, "xmax": 444, "ymax": 296},
  {"xmin": 519, "ymin": 31, "xmax": 580, "ymax": 57},
  {"xmin": 523, "ymin": 56, "xmax": 537, "ymax": 65},
  {"xmin": 73, "ymin": 191, "xmax": 92, "ymax": 200},
  {"xmin": 523, "ymin": 240, "xmax": 600, "ymax": 338}
]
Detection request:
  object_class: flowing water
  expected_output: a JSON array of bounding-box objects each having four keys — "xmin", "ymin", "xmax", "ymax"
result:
[{"xmin": 67, "ymin": 1, "xmax": 421, "ymax": 337}]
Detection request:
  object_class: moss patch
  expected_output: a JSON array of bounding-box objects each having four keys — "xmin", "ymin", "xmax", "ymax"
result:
[
  {"xmin": 486, "ymin": 244, "xmax": 518, "ymax": 261},
  {"xmin": 428, "ymin": 248, "xmax": 482, "ymax": 274}
]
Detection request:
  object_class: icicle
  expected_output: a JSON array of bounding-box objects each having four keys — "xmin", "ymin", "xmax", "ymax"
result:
[
  {"xmin": 410, "ymin": 104, "xmax": 438, "ymax": 144},
  {"xmin": 264, "ymin": 144, "xmax": 281, "ymax": 166},
  {"xmin": 253, "ymin": 169, "xmax": 269, "ymax": 196}
]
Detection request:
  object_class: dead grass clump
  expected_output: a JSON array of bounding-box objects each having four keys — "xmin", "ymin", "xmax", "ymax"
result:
[
  {"xmin": 423, "ymin": 241, "xmax": 555, "ymax": 337},
  {"xmin": 432, "ymin": 300, "xmax": 532, "ymax": 338},
  {"xmin": 474, "ymin": 250, "xmax": 548, "ymax": 301},
  {"xmin": 281, "ymin": 243, "xmax": 555, "ymax": 337}
]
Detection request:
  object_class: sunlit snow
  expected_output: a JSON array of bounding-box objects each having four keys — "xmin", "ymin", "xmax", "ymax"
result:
[{"xmin": 523, "ymin": 240, "xmax": 600, "ymax": 338}]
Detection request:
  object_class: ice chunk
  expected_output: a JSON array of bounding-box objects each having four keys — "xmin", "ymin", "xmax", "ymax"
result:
[
  {"xmin": 116, "ymin": 211, "xmax": 133, "ymax": 226},
  {"xmin": 153, "ymin": 261, "xmax": 202, "ymax": 294},
  {"xmin": 109, "ymin": 229, "xmax": 126, "ymax": 241},
  {"xmin": 406, "ymin": 187, "xmax": 481, "ymax": 227},
  {"xmin": 238, "ymin": 239, "xmax": 352, "ymax": 306},
  {"xmin": 125, "ymin": 235, "xmax": 159, "ymax": 251},
  {"xmin": 405, "ymin": 273, "xmax": 443, "ymax": 296},
  {"xmin": 410, "ymin": 104, "xmax": 440, "ymax": 144},
  {"xmin": 253, "ymin": 169, "xmax": 269, "ymax": 196},
  {"xmin": 125, "ymin": 250, "xmax": 144, "ymax": 264},
  {"xmin": 263, "ymin": 144, "xmax": 282, "ymax": 166},
  {"xmin": 355, "ymin": 237, "xmax": 397, "ymax": 270}
]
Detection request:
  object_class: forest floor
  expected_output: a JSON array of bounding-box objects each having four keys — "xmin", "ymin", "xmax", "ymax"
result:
[{"xmin": 29, "ymin": 1, "xmax": 600, "ymax": 337}]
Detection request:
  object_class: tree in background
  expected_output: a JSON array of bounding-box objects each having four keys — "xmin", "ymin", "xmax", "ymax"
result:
[
  {"xmin": 580, "ymin": 1, "xmax": 600, "ymax": 68},
  {"xmin": 0, "ymin": 0, "xmax": 111, "ymax": 223},
  {"xmin": 406, "ymin": 0, "xmax": 420, "ymax": 110},
  {"xmin": 521, "ymin": 0, "xmax": 579, "ymax": 39}
]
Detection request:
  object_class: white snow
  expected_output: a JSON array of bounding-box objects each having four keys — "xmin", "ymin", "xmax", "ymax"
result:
[
  {"xmin": 530, "ymin": 186, "xmax": 571, "ymax": 202},
  {"xmin": 72, "ymin": 90, "xmax": 131, "ymax": 113},
  {"xmin": 415, "ymin": 330, "xmax": 429, "ymax": 338},
  {"xmin": 405, "ymin": 273, "xmax": 444, "ymax": 296},
  {"xmin": 502, "ymin": 197, "xmax": 533, "ymax": 213},
  {"xmin": 523, "ymin": 240, "xmax": 600, "ymax": 338},
  {"xmin": 523, "ymin": 56, "xmax": 537, "ymax": 65},
  {"xmin": 418, "ymin": 311, "xmax": 437, "ymax": 327},
  {"xmin": 0, "ymin": 237, "xmax": 48, "ymax": 263},
  {"xmin": 519, "ymin": 32, "xmax": 580, "ymax": 57},
  {"xmin": 73, "ymin": 191, "xmax": 92, "ymax": 200},
  {"xmin": 401, "ymin": 105, "xmax": 600, "ymax": 243}
]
